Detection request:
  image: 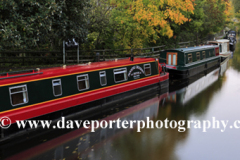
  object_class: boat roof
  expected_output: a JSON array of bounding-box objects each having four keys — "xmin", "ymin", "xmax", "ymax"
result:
[
  {"xmin": 0, "ymin": 57, "xmax": 156, "ymax": 87},
  {"xmin": 216, "ymin": 39, "xmax": 229, "ymax": 43},
  {"xmin": 228, "ymin": 30, "xmax": 236, "ymax": 33},
  {"xmin": 164, "ymin": 45, "xmax": 217, "ymax": 53},
  {"xmin": 208, "ymin": 39, "xmax": 229, "ymax": 44}
]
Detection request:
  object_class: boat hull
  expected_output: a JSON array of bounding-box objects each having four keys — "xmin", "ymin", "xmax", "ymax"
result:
[
  {"xmin": 166, "ymin": 58, "xmax": 220, "ymax": 79},
  {"xmin": 1, "ymin": 79, "xmax": 169, "ymax": 141},
  {"xmin": 220, "ymin": 56, "xmax": 230, "ymax": 76},
  {"xmin": 230, "ymin": 44, "xmax": 235, "ymax": 52}
]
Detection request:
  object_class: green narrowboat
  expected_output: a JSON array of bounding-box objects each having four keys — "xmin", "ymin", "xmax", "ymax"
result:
[{"xmin": 159, "ymin": 45, "xmax": 221, "ymax": 79}]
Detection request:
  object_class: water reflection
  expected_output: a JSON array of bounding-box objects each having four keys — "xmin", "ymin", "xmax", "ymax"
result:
[
  {"xmin": 229, "ymin": 40, "xmax": 240, "ymax": 71},
  {"xmin": 104, "ymin": 62, "xmax": 229, "ymax": 160},
  {"xmin": 6, "ymin": 94, "xmax": 168, "ymax": 160},
  {"xmin": 167, "ymin": 68, "xmax": 220, "ymax": 105}
]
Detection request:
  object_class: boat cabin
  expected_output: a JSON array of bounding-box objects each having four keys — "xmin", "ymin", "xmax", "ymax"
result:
[
  {"xmin": 159, "ymin": 45, "xmax": 219, "ymax": 66},
  {"xmin": 208, "ymin": 39, "xmax": 230, "ymax": 57},
  {"xmin": 227, "ymin": 30, "xmax": 236, "ymax": 38},
  {"xmin": 159, "ymin": 45, "xmax": 220, "ymax": 79}
]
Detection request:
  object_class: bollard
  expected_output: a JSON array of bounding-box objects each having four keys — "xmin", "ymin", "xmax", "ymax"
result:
[
  {"xmin": 63, "ymin": 40, "xmax": 66, "ymax": 64},
  {"xmin": 130, "ymin": 49, "xmax": 134, "ymax": 61},
  {"xmin": 96, "ymin": 52, "xmax": 100, "ymax": 62}
]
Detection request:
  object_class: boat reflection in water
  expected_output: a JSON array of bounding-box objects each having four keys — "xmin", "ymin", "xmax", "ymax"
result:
[
  {"xmin": 6, "ymin": 93, "xmax": 168, "ymax": 160},
  {"xmin": 167, "ymin": 68, "xmax": 220, "ymax": 105},
  {"xmin": 220, "ymin": 55, "xmax": 230, "ymax": 76}
]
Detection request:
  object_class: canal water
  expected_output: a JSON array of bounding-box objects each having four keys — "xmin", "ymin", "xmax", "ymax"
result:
[{"xmin": 2, "ymin": 41, "xmax": 240, "ymax": 160}]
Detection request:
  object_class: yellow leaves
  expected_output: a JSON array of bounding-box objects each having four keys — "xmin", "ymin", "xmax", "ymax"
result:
[
  {"xmin": 112, "ymin": 0, "xmax": 195, "ymax": 48},
  {"xmin": 221, "ymin": 0, "xmax": 234, "ymax": 22}
]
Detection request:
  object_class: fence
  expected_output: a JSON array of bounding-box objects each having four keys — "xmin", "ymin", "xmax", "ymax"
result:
[{"xmin": 0, "ymin": 39, "xmax": 209, "ymax": 72}]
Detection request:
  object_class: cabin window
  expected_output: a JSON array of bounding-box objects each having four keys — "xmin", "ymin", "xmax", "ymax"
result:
[
  {"xmin": 9, "ymin": 85, "xmax": 28, "ymax": 106},
  {"xmin": 144, "ymin": 64, "xmax": 151, "ymax": 76},
  {"xmin": 209, "ymin": 51, "xmax": 211, "ymax": 57},
  {"xmin": 168, "ymin": 54, "xmax": 171, "ymax": 65},
  {"xmin": 196, "ymin": 52, "xmax": 200, "ymax": 61},
  {"xmin": 114, "ymin": 68, "xmax": 127, "ymax": 83},
  {"xmin": 219, "ymin": 44, "xmax": 222, "ymax": 53},
  {"xmin": 52, "ymin": 79, "xmax": 62, "ymax": 97},
  {"xmin": 202, "ymin": 51, "xmax": 206, "ymax": 59},
  {"xmin": 173, "ymin": 55, "xmax": 177, "ymax": 65},
  {"xmin": 77, "ymin": 74, "xmax": 90, "ymax": 91},
  {"xmin": 99, "ymin": 71, "xmax": 107, "ymax": 86},
  {"xmin": 212, "ymin": 50, "xmax": 215, "ymax": 56},
  {"xmin": 166, "ymin": 52, "xmax": 178, "ymax": 65},
  {"xmin": 188, "ymin": 54, "xmax": 192, "ymax": 63}
]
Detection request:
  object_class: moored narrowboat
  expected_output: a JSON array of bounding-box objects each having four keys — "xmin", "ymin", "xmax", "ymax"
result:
[
  {"xmin": 208, "ymin": 39, "xmax": 231, "ymax": 57},
  {"xmin": 226, "ymin": 30, "xmax": 237, "ymax": 51},
  {"xmin": 159, "ymin": 45, "xmax": 220, "ymax": 79},
  {"xmin": 208, "ymin": 39, "xmax": 231, "ymax": 74},
  {"xmin": 0, "ymin": 57, "xmax": 168, "ymax": 132}
]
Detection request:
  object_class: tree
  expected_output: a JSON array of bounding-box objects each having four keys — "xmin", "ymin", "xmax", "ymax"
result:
[
  {"xmin": 176, "ymin": 0, "xmax": 233, "ymax": 43},
  {"xmin": 232, "ymin": 0, "xmax": 240, "ymax": 13},
  {"xmin": 109, "ymin": 0, "xmax": 195, "ymax": 49},
  {"xmin": 0, "ymin": 0, "xmax": 89, "ymax": 50},
  {"xmin": 83, "ymin": 0, "xmax": 116, "ymax": 50}
]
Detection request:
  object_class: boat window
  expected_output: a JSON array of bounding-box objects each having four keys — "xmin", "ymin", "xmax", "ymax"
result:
[
  {"xmin": 99, "ymin": 71, "xmax": 107, "ymax": 86},
  {"xmin": 168, "ymin": 54, "xmax": 171, "ymax": 65},
  {"xmin": 144, "ymin": 64, "xmax": 151, "ymax": 76},
  {"xmin": 211, "ymin": 51, "xmax": 214, "ymax": 56},
  {"xmin": 212, "ymin": 50, "xmax": 215, "ymax": 56},
  {"xmin": 173, "ymin": 55, "xmax": 176, "ymax": 65},
  {"xmin": 188, "ymin": 54, "xmax": 192, "ymax": 63},
  {"xmin": 52, "ymin": 79, "xmax": 62, "ymax": 97},
  {"xmin": 9, "ymin": 85, "xmax": 28, "ymax": 106},
  {"xmin": 114, "ymin": 68, "xmax": 127, "ymax": 83},
  {"xmin": 202, "ymin": 51, "xmax": 206, "ymax": 59},
  {"xmin": 209, "ymin": 51, "xmax": 211, "ymax": 57},
  {"xmin": 196, "ymin": 52, "xmax": 200, "ymax": 61},
  {"xmin": 77, "ymin": 74, "xmax": 90, "ymax": 91},
  {"xmin": 167, "ymin": 52, "xmax": 178, "ymax": 65}
]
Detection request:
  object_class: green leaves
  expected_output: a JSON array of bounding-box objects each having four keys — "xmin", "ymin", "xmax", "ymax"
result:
[
  {"xmin": 0, "ymin": 0, "xmax": 234, "ymax": 51},
  {"xmin": 0, "ymin": 0, "xmax": 89, "ymax": 50},
  {"xmin": 176, "ymin": 0, "xmax": 232, "ymax": 42}
]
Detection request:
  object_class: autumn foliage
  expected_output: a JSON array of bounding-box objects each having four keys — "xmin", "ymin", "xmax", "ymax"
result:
[
  {"xmin": 110, "ymin": 0, "xmax": 195, "ymax": 49},
  {"xmin": 0, "ymin": 0, "xmax": 234, "ymax": 50},
  {"xmin": 223, "ymin": 0, "xmax": 234, "ymax": 22}
]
